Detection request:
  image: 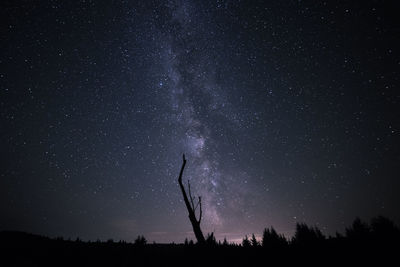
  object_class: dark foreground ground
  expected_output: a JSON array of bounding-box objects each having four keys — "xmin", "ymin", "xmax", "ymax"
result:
[{"xmin": 0, "ymin": 230, "xmax": 398, "ymax": 266}]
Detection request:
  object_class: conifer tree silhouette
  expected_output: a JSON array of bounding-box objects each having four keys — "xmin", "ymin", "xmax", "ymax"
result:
[
  {"xmin": 292, "ymin": 223, "xmax": 325, "ymax": 246},
  {"xmin": 134, "ymin": 235, "xmax": 147, "ymax": 246},
  {"xmin": 250, "ymin": 234, "xmax": 259, "ymax": 247},
  {"xmin": 242, "ymin": 235, "xmax": 251, "ymax": 247},
  {"xmin": 177, "ymin": 154, "xmax": 206, "ymax": 244},
  {"xmin": 346, "ymin": 217, "xmax": 370, "ymax": 241},
  {"xmin": 261, "ymin": 226, "xmax": 287, "ymax": 249}
]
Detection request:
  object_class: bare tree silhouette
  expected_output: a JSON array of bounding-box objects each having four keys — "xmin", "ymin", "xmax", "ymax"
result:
[{"xmin": 178, "ymin": 154, "xmax": 206, "ymax": 244}]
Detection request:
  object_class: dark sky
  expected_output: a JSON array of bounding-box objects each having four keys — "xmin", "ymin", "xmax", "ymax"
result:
[{"xmin": 1, "ymin": 0, "xmax": 399, "ymax": 243}]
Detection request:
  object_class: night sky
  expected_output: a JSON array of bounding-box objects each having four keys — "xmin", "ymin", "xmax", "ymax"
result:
[{"xmin": 1, "ymin": 1, "xmax": 399, "ymax": 243}]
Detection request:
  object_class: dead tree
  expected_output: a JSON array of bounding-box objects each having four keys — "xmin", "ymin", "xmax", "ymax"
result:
[{"xmin": 178, "ymin": 154, "xmax": 206, "ymax": 244}]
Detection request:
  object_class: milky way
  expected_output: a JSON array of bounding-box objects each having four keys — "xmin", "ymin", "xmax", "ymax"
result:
[
  {"xmin": 158, "ymin": 2, "xmax": 253, "ymax": 230},
  {"xmin": 1, "ymin": 1, "xmax": 399, "ymax": 243}
]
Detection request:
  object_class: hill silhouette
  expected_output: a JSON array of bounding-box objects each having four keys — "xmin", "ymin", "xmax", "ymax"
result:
[{"xmin": 1, "ymin": 216, "xmax": 398, "ymax": 266}]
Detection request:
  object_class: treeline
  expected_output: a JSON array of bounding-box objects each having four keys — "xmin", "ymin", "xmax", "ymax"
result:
[
  {"xmin": 1, "ymin": 216, "xmax": 398, "ymax": 266},
  {"xmin": 1, "ymin": 216, "xmax": 399, "ymax": 248},
  {"xmin": 177, "ymin": 216, "xmax": 399, "ymax": 249}
]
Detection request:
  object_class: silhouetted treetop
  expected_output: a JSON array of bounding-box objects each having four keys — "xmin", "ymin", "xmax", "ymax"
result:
[
  {"xmin": 292, "ymin": 223, "xmax": 325, "ymax": 246},
  {"xmin": 242, "ymin": 235, "xmax": 251, "ymax": 248},
  {"xmin": 134, "ymin": 235, "xmax": 147, "ymax": 246},
  {"xmin": 250, "ymin": 234, "xmax": 259, "ymax": 247},
  {"xmin": 346, "ymin": 217, "xmax": 370, "ymax": 241},
  {"xmin": 262, "ymin": 226, "xmax": 287, "ymax": 249}
]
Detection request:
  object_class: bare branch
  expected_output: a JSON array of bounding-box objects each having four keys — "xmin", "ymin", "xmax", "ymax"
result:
[
  {"xmin": 194, "ymin": 198, "xmax": 200, "ymax": 211},
  {"xmin": 188, "ymin": 180, "xmax": 195, "ymax": 210},
  {"xmin": 198, "ymin": 196, "xmax": 202, "ymax": 224},
  {"xmin": 178, "ymin": 154, "xmax": 186, "ymax": 184}
]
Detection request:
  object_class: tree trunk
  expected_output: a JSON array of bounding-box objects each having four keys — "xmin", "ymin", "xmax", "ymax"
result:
[{"xmin": 178, "ymin": 154, "xmax": 206, "ymax": 244}]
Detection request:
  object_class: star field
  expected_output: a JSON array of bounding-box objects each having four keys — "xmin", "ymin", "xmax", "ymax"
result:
[{"xmin": 1, "ymin": 1, "xmax": 399, "ymax": 243}]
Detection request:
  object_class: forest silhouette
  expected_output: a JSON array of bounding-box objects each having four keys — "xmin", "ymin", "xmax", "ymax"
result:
[{"xmin": 1, "ymin": 216, "xmax": 398, "ymax": 266}]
